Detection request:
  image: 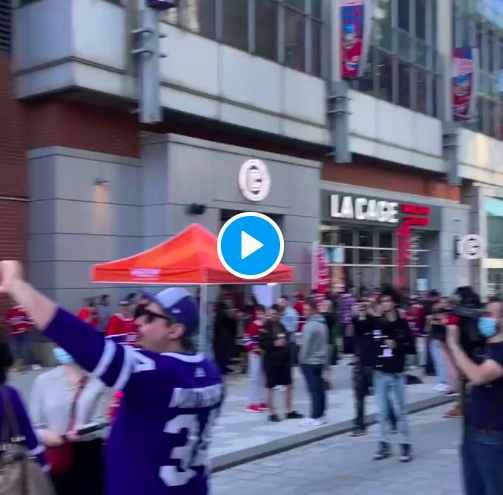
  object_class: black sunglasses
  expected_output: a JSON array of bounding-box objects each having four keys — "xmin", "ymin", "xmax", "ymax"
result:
[{"xmin": 142, "ymin": 308, "xmax": 173, "ymax": 325}]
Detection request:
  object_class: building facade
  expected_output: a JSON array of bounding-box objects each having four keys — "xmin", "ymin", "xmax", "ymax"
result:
[{"xmin": 4, "ymin": 0, "xmax": 503, "ymax": 308}]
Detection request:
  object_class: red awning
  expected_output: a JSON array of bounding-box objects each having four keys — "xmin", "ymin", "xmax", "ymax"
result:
[{"xmin": 91, "ymin": 223, "xmax": 293, "ymax": 285}]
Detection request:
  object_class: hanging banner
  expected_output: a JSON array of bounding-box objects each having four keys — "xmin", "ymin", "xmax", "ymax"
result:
[
  {"xmin": 452, "ymin": 47, "xmax": 480, "ymax": 121},
  {"xmin": 340, "ymin": 0, "xmax": 372, "ymax": 79},
  {"xmin": 396, "ymin": 219, "xmax": 411, "ymax": 288},
  {"xmin": 312, "ymin": 242, "xmax": 330, "ymax": 297}
]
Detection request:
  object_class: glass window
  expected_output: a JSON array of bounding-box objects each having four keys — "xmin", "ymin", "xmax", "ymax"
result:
[
  {"xmin": 398, "ymin": 62, "xmax": 411, "ymax": 108},
  {"xmin": 358, "ymin": 230, "xmax": 373, "ymax": 247},
  {"xmin": 461, "ymin": 11, "xmax": 471, "ymax": 46},
  {"xmin": 379, "ymin": 231, "xmax": 393, "ymax": 248},
  {"xmin": 284, "ymin": 7, "xmax": 306, "ymax": 71},
  {"xmin": 357, "ymin": 249, "xmax": 374, "ymax": 265},
  {"xmin": 397, "ymin": 0, "xmax": 410, "ymax": 32},
  {"xmin": 416, "ymin": 67, "xmax": 428, "ymax": 114},
  {"xmin": 358, "ymin": 46, "xmax": 375, "ymax": 96},
  {"xmin": 415, "ymin": 0, "xmax": 426, "ymax": 40},
  {"xmin": 311, "ymin": 0, "xmax": 322, "ymax": 18},
  {"xmin": 285, "ymin": 0, "xmax": 305, "ymax": 12},
  {"xmin": 256, "ymin": 0, "xmax": 278, "ymax": 61},
  {"xmin": 311, "ymin": 20, "xmax": 322, "ymax": 77},
  {"xmin": 338, "ymin": 229, "xmax": 354, "ymax": 246},
  {"xmin": 377, "ymin": 50, "xmax": 394, "ymax": 102},
  {"xmin": 164, "ymin": 0, "xmax": 216, "ymax": 38},
  {"xmin": 222, "ymin": 0, "xmax": 249, "ymax": 51}
]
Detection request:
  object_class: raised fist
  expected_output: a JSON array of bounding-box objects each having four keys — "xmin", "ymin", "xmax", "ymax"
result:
[{"xmin": 0, "ymin": 260, "xmax": 23, "ymax": 294}]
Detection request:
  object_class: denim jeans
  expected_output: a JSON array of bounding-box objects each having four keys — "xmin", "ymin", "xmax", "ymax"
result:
[
  {"xmin": 301, "ymin": 364, "xmax": 326, "ymax": 419},
  {"xmin": 353, "ymin": 365, "xmax": 396, "ymax": 430},
  {"xmin": 374, "ymin": 371, "xmax": 411, "ymax": 444},
  {"xmin": 430, "ymin": 339, "xmax": 449, "ymax": 384},
  {"xmin": 462, "ymin": 427, "xmax": 503, "ymax": 495}
]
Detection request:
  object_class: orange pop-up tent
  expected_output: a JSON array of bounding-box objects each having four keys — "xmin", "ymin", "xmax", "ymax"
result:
[{"xmin": 91, "ymin": 224, "xmax": 294, "ymax": 350}]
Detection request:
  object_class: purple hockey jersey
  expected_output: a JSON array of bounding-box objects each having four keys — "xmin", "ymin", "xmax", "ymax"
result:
[{"xmin": 45, "ymin": 309, "xmax": 223, "ymax": 495}]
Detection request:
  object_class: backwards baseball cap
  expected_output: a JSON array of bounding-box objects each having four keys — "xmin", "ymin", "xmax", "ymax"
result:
[{"xmin": 143, "ymin": 288, "xmax": 199, "ymax": 336}]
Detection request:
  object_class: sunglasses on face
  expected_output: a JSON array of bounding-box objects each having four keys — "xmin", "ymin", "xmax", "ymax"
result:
[{"xmin": 142, "ymin": 309, "xmax": 173, "ymax": 325}]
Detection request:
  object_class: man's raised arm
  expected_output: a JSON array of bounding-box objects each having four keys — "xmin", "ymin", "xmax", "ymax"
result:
[{"xmin": 0, "ymin": 261, "xmax": 137, "ymax": 391}]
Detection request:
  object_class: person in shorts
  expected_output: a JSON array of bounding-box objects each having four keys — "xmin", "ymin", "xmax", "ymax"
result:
[{"xmin": 259, "ymin": 304, "xmax": 303, "ymax": 423}]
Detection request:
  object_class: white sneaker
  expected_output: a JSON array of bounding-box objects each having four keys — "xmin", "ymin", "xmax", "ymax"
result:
[
  {"xmin": 32, "ymin": 365, "xmax": 42, "ymax": 371},
  {"xmin": 300, "ymin": 418, "xmax": 325, "ymax": 427}
]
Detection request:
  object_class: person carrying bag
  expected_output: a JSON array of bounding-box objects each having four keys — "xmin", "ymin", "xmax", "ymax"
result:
[{"xmin": 0, "ymin": 385, "xmax": 54, "ymax": 495}]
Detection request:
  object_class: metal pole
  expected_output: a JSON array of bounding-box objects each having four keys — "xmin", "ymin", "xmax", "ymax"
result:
[{"xmin": 199, "ymin": 284, "xmax": 208, "ymax": 354}]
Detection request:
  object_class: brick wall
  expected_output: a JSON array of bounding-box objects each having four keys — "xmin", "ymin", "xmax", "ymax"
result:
[{"xmin": 0, "ymin": 54, "xmax": 28, "ymax": 321}]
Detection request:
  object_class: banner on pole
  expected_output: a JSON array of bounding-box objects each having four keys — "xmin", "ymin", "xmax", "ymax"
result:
[
  {"xmin": 340, "ymin": 0, "xmax": 372, "ymax": 79},
  {"xmin": 396, "ymin": 219, "xmax": 411, "ymax": 288},
  {"xmin": 452, "ymin": 46, "xmax": 479, "ymax": 121},
  {"xmin": 312, "ymin": 243, "xmax": 330, "ymax": 297}
]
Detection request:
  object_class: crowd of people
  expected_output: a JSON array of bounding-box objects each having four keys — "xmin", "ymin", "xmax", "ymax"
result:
[{"xmin": 1, "ymin": 262, "xmax": 503, "ymax": 495}]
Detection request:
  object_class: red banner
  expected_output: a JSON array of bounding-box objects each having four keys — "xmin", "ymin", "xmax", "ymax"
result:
[
  {"xmin": 312, "ymin": 243, "xmax": 330, "ymax": 297},
  {"xmin": 452, "ymin": 47, "xmax": 479, "ymax": 121},
  {"xmin": 340, "ymin": 0, "xmax": 371, "ymax": 79},
  {"xmin": 396, "ymin": 219, "xmax": 411, "ymax": 288}
]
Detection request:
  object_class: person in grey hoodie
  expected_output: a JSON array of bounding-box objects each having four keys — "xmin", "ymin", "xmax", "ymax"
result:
[{"xmin": 300, "ymin": 297, "xmax": 329, "ymax": 426}]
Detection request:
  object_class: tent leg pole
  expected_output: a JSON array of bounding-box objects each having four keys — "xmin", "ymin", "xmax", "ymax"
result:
[{"xmin": 199, "ymin": 285, "xmax": 208, "ymax": 354}]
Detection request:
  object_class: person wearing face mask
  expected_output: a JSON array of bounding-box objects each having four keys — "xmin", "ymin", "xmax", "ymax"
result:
[
  {"xmin": 447, "ymin": 299, "xmax": 503, "ymax": 495},
  {"xmin": 30, "ymin": 347, "xmax": 112, "ymax": 495}
]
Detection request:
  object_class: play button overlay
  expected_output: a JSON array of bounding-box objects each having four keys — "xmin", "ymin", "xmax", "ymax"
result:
[
  {"xmin": 241, "ymin": 231, "xmax": 263, "ymax": 259},
  {"xmin": 218, "ymin": 212, "xmax": 284, "ymax": 280}
]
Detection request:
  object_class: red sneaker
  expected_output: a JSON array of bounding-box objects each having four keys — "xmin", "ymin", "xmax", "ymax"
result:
[
  {"xmin": 259, "ymin": 403, "xmax": 268, "ymax": 411},
  {"xmin": 246, "ymin": 404, "xmax": 262, "ymax": 413}
]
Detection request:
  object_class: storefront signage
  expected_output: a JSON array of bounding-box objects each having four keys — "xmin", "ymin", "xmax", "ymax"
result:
[
  {"xmin": 457, "ymin": 234, "xmax": 486, "ymax": 260},
  {"xmin": 452, "ymin": 47, "xmax": 479, "ymax": 121},
  {"xmin": 330, "ymin": 195, "xmax": 399, "ymax": 224},
  {"xmin": 323, "ymin": 192, "xmax": 441, "ymax": 231},
  {"xmin": 238, "ymin": 159, "xmax": 271, "ymax": 202},
  {"xmin": 340, "ymin": 0, "xmax": 372, "ymax": 79}
]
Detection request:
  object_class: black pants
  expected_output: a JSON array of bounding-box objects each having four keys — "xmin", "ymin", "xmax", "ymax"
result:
[
  {"xmin": 353, "ymin": 365, "xmax": 397, "ymax": 430},
  {"xmin": 342, "ymin": 324, "xmax": 355, "ymax": 355},
  {"xmin": 301, "ymin": 364, "xmax": 326, "ymax": 419},
  {"xmin": 51, "ymin": 439, "xmax": 105, "ymax": 495}
]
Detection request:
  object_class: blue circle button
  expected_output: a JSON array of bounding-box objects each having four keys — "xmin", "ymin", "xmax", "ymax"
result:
[{"xmin": 217, "ymin": 213, "xmax": 285, "ymax": 280}]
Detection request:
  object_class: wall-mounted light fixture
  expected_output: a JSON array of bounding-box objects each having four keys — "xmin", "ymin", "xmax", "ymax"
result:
[{"xmin": 94, "ymin": 178, "xmax": 110, "ymax": 187}]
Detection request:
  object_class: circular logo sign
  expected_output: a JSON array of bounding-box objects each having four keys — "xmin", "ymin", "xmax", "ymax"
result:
[
  {"xmin": 458, "ymin": 234, "xmax": 486, "ymax": 260},
  {"xmin": 238, "ymin": 159, "xmax": 271, "ymax": 202}
]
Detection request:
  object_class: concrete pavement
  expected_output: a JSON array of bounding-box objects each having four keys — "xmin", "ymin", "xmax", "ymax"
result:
[
  {"xmin": 11, "ymin": 360, "xmax": 453, "ymax": 472},
  {"xmin": 212, "ymin": 404, "xmax": 463, "ymax": 495}
]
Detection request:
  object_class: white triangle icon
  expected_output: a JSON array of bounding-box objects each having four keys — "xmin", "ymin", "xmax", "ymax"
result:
[{"xmin": 241, "ymin": 231, "xmax": 263, "ymax": 259}]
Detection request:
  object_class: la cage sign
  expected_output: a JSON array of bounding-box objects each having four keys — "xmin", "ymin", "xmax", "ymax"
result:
[{"xmin": 330, "ymin": 195, "xmax": 399, "ymax": 224}]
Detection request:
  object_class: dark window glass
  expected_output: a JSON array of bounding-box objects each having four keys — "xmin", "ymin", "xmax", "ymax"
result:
[
  {"xmin": 432, "ymin": 0, "xmax": 437, "ymax": 47},
  {"xmin": 256, "ymin": 0, "xmax": 278, "ymax": 61},
  {"xmin": 379, "ymin": 231, "xmax": 393, "ymax": 249},
  {"xmin": 338, "ymin": 229, "xmax": 354, "ymax": 246},
  {"xmin": 461, "ymin": 11, "xmax": 471, "ymax": 46},
  {"xmin": 285, "ymin": 8, "xmax": 306, "ymax": 71},
  {"xmin": 489, "ymin": 99, "xmax": 498, "ymax": 138},
  {"xmin": 398, "ymin": 62, "xmax": 411, "ymax": 108},
  {"xmin": 164, "ymin": 0, "xmax": 216, "ymax": 38},
  {"xmin": 430, "ymin": 73, "xmax": 438, "ymax": 118},
  {"xmin": 358, "ymin": 249, "xmax": 374, "ymax": 265},
  {"xmin": 397, "ymin": 0, "xmax": 409, "ymax": 32},
  {"xmin": 377, "ymin": 50, "xmax": 393, "ymax": 102},
  {"xmin": 416, "ymin": 68, "xmax": 428, "ymax": 114},
  {"xmin": 488, "ymin": 32, "xmax": 495, "ymax": 73},
  {"xmin": 222, "ymin": 0, "xmax": 249, "ymax": 51},
  {"xmin": 285, "ymin": 0, "xmax": 305, "ymax": 12},
  {"xmin": 415, "ymin": 0, "xmax": 426, "ymax": 40},
  {"xmin": 311, "ymin": 20, "xmax": 322, "ymax": 77},
  {"xmin": 358, "ymin": 46, "xmax": 375, "ymax": 96},
  {"xmin": 358, "ymin": 231, "xmax": 373, "ymax": 247},
  {"xmin": 311, "ymin": 0, "xmax": 322, "ymax": 18}
]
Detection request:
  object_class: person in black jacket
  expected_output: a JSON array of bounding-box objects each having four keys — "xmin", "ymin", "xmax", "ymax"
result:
[
  {"xmin": 259, "ymin": 305, "xmax": 303, "ymax": 423},
  {"xmin": 373, "ymin": 286, "xmax": 416, "ymax": 463},
  {"xmin": 351, "ymin": 297, "xmax": 397, "ymax": 437}
]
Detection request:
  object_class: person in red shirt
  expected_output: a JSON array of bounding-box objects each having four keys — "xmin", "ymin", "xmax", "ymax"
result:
[
  {"xmin": 78, "ymin": 298, "xmax": 98, "ymax": 328},
  {"xmin": 293, "ymin": 292, "xmax": 305, "ymax": 332},
  {"xmin": 105, "ymin": 300, "xmax": 136, "ymax": 345},
  {"xmin": 6, "ymin": 305, "xmax": 39, "ymax": 371},
  {"xmin": 243, "ymin": 304, "xmax": 267, "ymax": 413}
]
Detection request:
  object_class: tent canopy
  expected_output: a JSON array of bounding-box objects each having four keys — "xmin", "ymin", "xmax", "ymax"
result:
[{"xmin": 91, "ymin": 223, "xmax": 294, "ymax": 285}]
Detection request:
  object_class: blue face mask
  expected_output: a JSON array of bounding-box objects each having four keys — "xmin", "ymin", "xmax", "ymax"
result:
[
  {"xmin": 478, "ymin": 317, "xmax": 498, "ymax": 338},
  {"xmin": 53, "ymin": 348, "xmax": 74, "ymax": 365}
]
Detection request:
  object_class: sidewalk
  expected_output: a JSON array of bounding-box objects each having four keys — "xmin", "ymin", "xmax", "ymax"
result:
[
  {"xmin": 11, "ymin": 361, "xmax": 453, "ymax": 472},
  {"xmin": 210, "ymin": 362, "xmax": 453, "ymax": 471}
]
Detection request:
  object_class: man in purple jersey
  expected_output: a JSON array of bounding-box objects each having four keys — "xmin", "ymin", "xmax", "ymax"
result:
[{"xmin": 0, "ymin": 260, "xmax": 223, "ymax": 495}]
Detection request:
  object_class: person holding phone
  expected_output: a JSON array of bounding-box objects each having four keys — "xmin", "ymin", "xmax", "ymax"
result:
[{"xmin": 30, "ymin": 347, "xmax": 112, "ymax": 495}]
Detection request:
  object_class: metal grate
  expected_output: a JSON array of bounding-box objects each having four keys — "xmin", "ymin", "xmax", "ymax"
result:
[{"xmin": 0, "ymin": 0, "xmax": 10, "ymax": 53}]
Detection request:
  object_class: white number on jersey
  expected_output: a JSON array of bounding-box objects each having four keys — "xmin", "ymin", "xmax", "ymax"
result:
[{"xmin": 160, "ymin": 410, "xmax": 217, "ymax": 487}]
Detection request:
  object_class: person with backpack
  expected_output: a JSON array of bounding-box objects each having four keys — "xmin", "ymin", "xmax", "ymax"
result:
[{"xmin": 0, "ymin": 332, "xmax": 53, "ymax": 495}]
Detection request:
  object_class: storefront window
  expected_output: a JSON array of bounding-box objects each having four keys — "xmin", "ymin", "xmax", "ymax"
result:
[
  {"xmin": 256, "ymin": 0, "xmax": 278, "ymax": 61},
  {"xmin": 222, "ymin": 0, "xmax": 249, "ymax": 50},
  {"xmin": 485, "ymin": 197, "xmax": 503, "ymax": 258}
]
